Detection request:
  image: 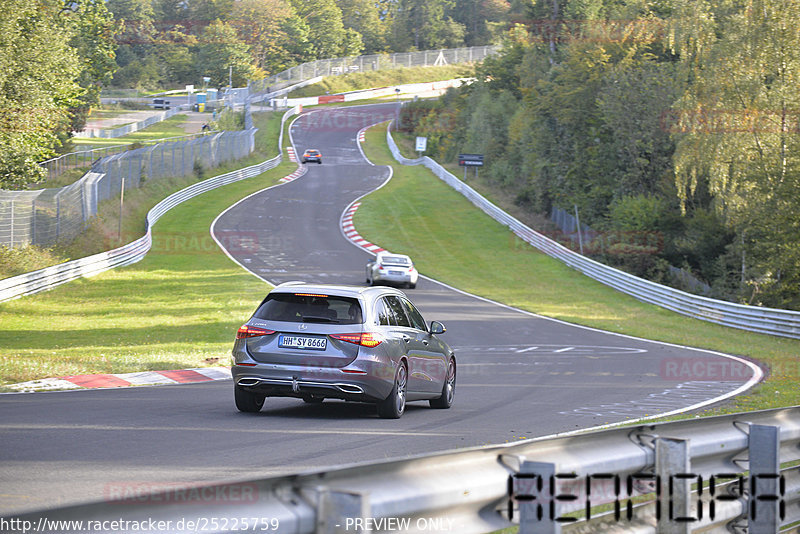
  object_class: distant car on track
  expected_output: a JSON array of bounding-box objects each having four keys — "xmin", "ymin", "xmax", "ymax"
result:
[
  {"xmin": 366, "ymin": 252, "xmax": 419, "ymax": 289},
  {"xmin": 231, "ymin": 282, "xmax": 455, "ymax": 418},
  {"xmin": 301, "ymin": 149, "xmax": 322, "ymax": 164}
]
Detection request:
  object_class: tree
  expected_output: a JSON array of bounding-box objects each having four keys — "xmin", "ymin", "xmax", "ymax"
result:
[
  {"xmin": 452, "ymin": 0, "xmax": 510, "ymax": 46},
  {"xmin": 0, "ymin": 0, "xmax": 83, "ymax": 188},
  {"xmin": 390, "ymin": 0, "xmax": 466, "ymax": 50},
  {"xmin": 195, "ymin": 20, "xmax": 257, "ymax": 87},
  {"xmin": 106, "ymin": 0, "xmax": 156, "ymax": 53},
  {"xmin": 337, "ymin": 0, "xmax": 389, "ymax": 52},
  {"xmin": 289, "ymin": 0, "xmax": 358, "ymax": 58},
  {"xmin": 155, "ymin": 28, "xmax": 199, "ymax": 85},
  {"xmin": 189, "ymin": 0, "xmax": 235, "ymax": 25},
  {"xmin": 231, "ymin": 0, "xmax": 311, "ymax": 73},
  {"xmin": 671, "ymin": 0, "xmax": 800, "ymax": 306},
  {"xmin": 64, "ymin": 0, "xmax": 118, "ymax": 132}
]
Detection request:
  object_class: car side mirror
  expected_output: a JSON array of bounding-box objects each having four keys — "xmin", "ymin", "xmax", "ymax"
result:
[{"xmin": 429, "ymin": 321, "xmax": 446, "ymax": 335}]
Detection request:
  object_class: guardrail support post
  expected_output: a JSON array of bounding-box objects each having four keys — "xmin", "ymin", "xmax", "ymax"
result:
[
  {"xmin": 315, "ymin": 488, "xmax": 370, "ymax": 534},
  {"xmin": 748, "ymin": 423, "xmax": 781, "ymax": 533},
  {"xmin": 655, "ymin": 437, "xmax": 691, "ymax": 534},
  {"xmin": 514, "ymin": 461, "xmax": 560, "ymax": 534}
]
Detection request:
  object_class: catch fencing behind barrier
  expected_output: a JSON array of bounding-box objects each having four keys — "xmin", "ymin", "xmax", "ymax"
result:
[
  {"xmin": 39, "ymin": 132, "xmax": 208, "ymax": 181},
  {"xmin": 386, "ymin": 125, "xmax": 800, "ymax": 340},
  {"xmin": 14, "ymin": 406, "xmax": 800, "ymax": 533},
  {"xmin": 0, "ymin": 107, "xmax": 299, "ymax": 304},
  {"xmin": 0, "ymin": 129, "xmax": 255, "ymax": 248},
  {"xmin": 74, "ymin": 105, "xmax": 187, "ymax": 139},
  {"xmin": 249, "ymin": 45, "xmax": 498, "ymax": 100}
]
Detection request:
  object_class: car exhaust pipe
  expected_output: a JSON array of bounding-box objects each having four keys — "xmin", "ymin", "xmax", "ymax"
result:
[
  {"xmin": 237, "ymin": 377, "xmax": 262, "ymax": 387},
  {"xmin": 336, "ymin": 384, "xmax": 364, "ymax": 394}
]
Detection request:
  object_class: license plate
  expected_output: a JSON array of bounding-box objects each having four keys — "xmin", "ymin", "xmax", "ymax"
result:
[
  {"xmin": 389, "ymin": 270, "xmax": 404, "ymax": 275},
  {"xmin": 279, "ymin": 335, "xmax": 327, "ymax": 350}
]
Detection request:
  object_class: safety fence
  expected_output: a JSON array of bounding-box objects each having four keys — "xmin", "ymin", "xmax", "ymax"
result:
[
  {"xmin": 74, "ymin": 105, "xmax": 187, "ymax": 139},
  {"xmin": 386, "ymin": 126, "xmax": 800, "ymax": 340},
  {"xmin": 282, "ymin": 78, "xmax": 472, "ymax": 108},
  {"xmin": 0, "ymin": 106, "xmax": 299, "ymax": 303},
  {"xmin": 39, "ymin": 132, "xmax": 209, "ymax": 181},
  {"xmin": 249, "ymin": 45, "xmax": 498, "ymax": 100},
  {"xmin": 12, "ymin": 406, "xmax": 800, "ymax": 533},
  {"xmin": 0, "ymin": 129, "xmax": 255, "ymax": 248}
]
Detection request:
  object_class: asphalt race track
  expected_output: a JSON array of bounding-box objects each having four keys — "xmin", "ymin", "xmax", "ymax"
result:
[{"xmin": 0, "ymin": 104, "xmax": 760, "ymax": 516}]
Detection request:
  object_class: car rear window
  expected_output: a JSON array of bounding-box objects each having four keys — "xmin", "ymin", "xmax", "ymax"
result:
[
  {"xmin": 381, "ymin": 256, "xmax": 410, "ymax": 266},
  {"xmin": 254, "ymin": 293, "xmax": 363, "ymax": 324}
]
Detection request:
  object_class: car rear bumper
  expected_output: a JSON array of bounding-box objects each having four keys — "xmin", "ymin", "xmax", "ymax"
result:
[
  {"xmin": 373, "ymin": 272, "xmax": 418, "ymax": 285},
  {"xmin": 232, "ymin": 364, "xmax": 392, "ymax": 402}
]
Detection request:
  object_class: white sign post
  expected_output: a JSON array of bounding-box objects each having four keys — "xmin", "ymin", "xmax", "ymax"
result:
[
  {"xmin": 415, "ymin": 136, "xmax": 427, "ymax": 157},
  {"xmin": 186, "ymin": 84, "xmax": 194, "ymax": 107}
]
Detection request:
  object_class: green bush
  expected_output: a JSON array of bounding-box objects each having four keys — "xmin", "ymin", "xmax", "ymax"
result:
[{"xmin": 0, "ymin": 245, "xmax": 66, "ymax": 279}]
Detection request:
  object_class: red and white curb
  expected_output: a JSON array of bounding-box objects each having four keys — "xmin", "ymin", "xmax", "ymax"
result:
[
  {"xmin": 341, "ymin": 202, "xmax": 386, "ymax": 254},
  {"xmin": 357, "ymin": 131, "xmax": 365, "ymax": 143},
  {"xmin": 286, "ymin": 147, "xmax": 297, "ymax": 162},
  {"xmin": 3, "ymin": 367, "xmax": 232, "ymax": 393},
  {"xmin": 280, "ymin": 165, "xmax": 307, "ymax": 183},
  {"xmin": 5, "ymin": 153, "xmax": 312, "ymax": 394}
]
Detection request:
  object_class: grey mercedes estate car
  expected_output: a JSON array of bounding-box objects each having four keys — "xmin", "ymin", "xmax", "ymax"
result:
[{"xmin": 231, "ymin": 282, "xmax": 456, "ymax": 418}]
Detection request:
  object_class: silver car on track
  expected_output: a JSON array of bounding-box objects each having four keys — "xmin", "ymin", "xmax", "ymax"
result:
[
  {"xmin": 366, "ymin": 252, "xmax": 419, "ymax": 289},
  {"xmin": 231, "ymin": 282, "xmax": 456, "ymax": 418}
]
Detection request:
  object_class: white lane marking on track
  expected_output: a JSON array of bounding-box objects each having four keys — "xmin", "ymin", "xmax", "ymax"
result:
[
  {"xmin": 343, "ymin": 119, "xmax": 763, "ymax": 428},
  {"xmin": 559, "ymin": 381, "xmax": 745, "ymax": 418},
  {"xmin": 217, "ymin": 106, "xmax": 763, "ymax": 434},
  {"xmin": 210, "ymin": 113, "xmax": 308, "ymax": 284}
]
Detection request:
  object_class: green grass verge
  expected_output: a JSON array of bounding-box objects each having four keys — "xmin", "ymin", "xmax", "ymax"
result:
[
  {"xmin": 357, "ymin": 123, "xmax": 800, "ymax": 417},
  {"xmin": 290, "ymin": 65, "xmax": 472, "ymax": 97},
  {"xmin": 0, "ymin": 112, "xmax": 295, "ymax": 387},
  {"xmin": 70, "ymin": 114, "xmax": 209, "ymax": 149}
]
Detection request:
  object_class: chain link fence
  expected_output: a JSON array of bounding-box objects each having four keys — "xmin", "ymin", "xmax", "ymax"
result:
[
  {"xmin": 249, "ymin": 45, "xmax": 499, "ymax": 99},
  {"xmin": 39, "ymin": 133, "xmax": 209, "ymax": 182},
  {"xmin": 0, "ymin": 129, "xmax": 256, "ymax": 248}
]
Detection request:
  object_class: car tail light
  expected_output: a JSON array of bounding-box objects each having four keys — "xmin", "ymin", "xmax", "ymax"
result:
[
  {"xmin": 330, "ymin": 333, "xmax": 383, "ymax": 348},
  {"xmin": 236, "ymin": 325, "xmax": 276, "ymax": 339}
]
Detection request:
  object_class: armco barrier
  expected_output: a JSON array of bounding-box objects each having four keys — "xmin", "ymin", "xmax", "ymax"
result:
[
  {"xmin": 283, "ymin": 78, "xmax": 472, "ymax": 108},
  {"xmin": 0, "ymin": 106, "xmax": 301, "ymax": 304},
  {"xmin": 12, "ymin": 406, "xmax": 800, "ymax": 533},
  {"xmin": 386, "ymin": 125, "xmax": 800, "ymax": 340},
  {"xmin": 74, "ymin": 105, "xmax": 187, "ymax": 139},
  {"xmin": 249, "ymin": 45, "xmax": 498, "ymax": 100}
]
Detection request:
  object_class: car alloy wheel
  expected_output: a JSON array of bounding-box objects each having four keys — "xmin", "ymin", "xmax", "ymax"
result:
[
  {"xmin": 430, "ymin": 357, "xmax": 456, "ymax": 409},
  {"xmin": 378, "ymin": 362, "xmax": 407, "ymax": 419}
]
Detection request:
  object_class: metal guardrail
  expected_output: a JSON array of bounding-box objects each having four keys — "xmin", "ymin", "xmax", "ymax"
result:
[
  {"xmin": 74, "ymin": 105, "xmax": 188, "ymax": 139},
  {"xmin": 40, "ymin": 132, "xmax": 211, "ymax": 181},
  {"xmin": 249, "ymin": 45, "xmax": 499, "ymax": 100},
  {"xmin": 385, "ymin": 126, "xmax": 800, "ymax": 340},
  {"xmin": 12, "ymin": 406, "xmax": 800, "ymax": 533},
  {"xmin": 2, "ymin": 129, "xmax": 256, "ymax": 248},
  {"xmin": 0, "ymin": 106, "xmax": 301, "ymax": 304}
]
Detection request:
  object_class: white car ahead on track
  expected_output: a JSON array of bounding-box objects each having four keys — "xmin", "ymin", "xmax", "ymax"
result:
[{"xmin": 366, "ymin": 252, "xmax": 419, "ymax": 289}]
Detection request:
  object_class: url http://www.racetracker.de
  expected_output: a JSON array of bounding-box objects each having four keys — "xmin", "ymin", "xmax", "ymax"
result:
[{"xmin": 0, "ymin": 516, "xmax": 282, "ymax": 533}]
